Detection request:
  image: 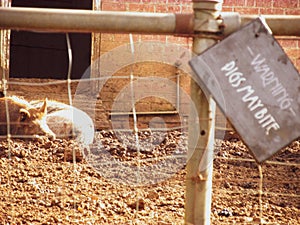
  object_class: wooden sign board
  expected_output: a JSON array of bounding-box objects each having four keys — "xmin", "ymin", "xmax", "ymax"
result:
[{"xmin": 190, "ymin": 18, "xmax": 300, "ymax": 163}]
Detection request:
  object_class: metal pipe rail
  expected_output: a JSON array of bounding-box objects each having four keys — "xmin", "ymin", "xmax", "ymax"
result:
[
  {"xmin": 0, "ymin": 7, "xmax": 193, "ymax": 35},
  {"xmin": 0, "ymin": 7, "xmax": 299, "ymax": 36},
  {"xmin": 240, "ymin": 14, "xmax": 300, "ymax": 36}
]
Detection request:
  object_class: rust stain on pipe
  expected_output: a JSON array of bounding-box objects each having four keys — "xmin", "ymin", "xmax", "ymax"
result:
[{"xmin": 175, "ymin": 13, "xmax": 194, "ymax": 35}]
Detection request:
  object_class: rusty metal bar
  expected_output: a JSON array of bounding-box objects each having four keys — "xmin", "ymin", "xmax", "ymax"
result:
[
  {"xmin": 240, "ymin": 14, "xmax": 300, "ymax": 36},
  {"xmin": 221, "ymin": 12, "xmax": 300, "ymax": 37},
  {"xmin": 185, "ymin": 0, "xmax": 222, "ymax": 224},
  {"xmin": 0, "ymin": 7, "xmax": 299, "ymax": 36},
  {"xmin": 0, "ymin": 7, "xmax": 193, "ymax": 35}
]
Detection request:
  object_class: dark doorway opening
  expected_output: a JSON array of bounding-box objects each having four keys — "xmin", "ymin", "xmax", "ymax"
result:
[{"xmin": 9, "ymin": 0, "xmax": 92, "ymax": 80}]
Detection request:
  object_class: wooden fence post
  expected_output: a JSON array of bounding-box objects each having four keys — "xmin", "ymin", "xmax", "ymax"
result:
[
  {"xmin": 0, "ymin": 0, "xmax": 11, "ymax": 92},
  {"xmin": 185, "ymin": 0, "xmax": 223, "ymax": 224}
]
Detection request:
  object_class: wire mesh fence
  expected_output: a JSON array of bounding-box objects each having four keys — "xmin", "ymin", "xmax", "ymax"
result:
[
  {"xmin": 0, "ymin": 12, "xmax": 299, "ymax": 223},
  {"xmin": 1, "ymin": 67, "xmax": 299, "ymax": 224}
]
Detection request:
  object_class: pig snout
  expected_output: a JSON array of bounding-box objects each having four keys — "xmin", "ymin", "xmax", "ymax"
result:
[
  {"xmin": 28, "ymin": 119, "xmax": 56, "ymax": 141},
  {"xmin": 39, "ymin": 119, "xmax": 56, "ymax": 140}
]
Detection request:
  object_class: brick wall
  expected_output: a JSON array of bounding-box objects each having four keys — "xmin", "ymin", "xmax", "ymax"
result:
[
  {"xmin": 93, "ymin": 0, "xmax": 299, "ymax": 129},
  {"xmin": 223, "ymin": 0, "xmax": 299, "ymax": 15},
  {"xmin": 96, "ymin": 0, "xmax": 299, "ymax": 68},
  {"xmin": 98, "ymin": 0, "xmax": 193, "ymax": 54},
  {"xmin": 223, "ymin": 0, "xmax": 300, "ymax": 71}
]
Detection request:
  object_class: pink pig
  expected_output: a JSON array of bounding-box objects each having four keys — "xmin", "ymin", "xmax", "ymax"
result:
[
  {"xmin": 30, "ymin": 100, "xmax": 94, "ymax": 146},
  {"xmin": 0, "ymin": 96, "xmax": 55, "ymax": 140}
]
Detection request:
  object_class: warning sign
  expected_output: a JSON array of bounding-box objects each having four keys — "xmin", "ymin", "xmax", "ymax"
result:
[{"xmin": 190, "ymin": 18, "xmax": 300, "ymax": 162}]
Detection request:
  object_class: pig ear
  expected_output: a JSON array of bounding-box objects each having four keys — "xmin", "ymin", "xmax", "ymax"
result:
[
  {"xmin": 19, "ymin": 109, "xmax": 30, "ymax": 122},
  {"xmin": 40, "ymin": 98, "xmax": 48, "ymax": 114}
]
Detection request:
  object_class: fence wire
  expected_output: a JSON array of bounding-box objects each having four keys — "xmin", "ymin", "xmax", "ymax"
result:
[
  {"xmin": 2, "ymin": 76, "xmax": 299, "ymax": 224},
  {"xmin": 0, "ymin": 38, "xmax": 299, "ymax": 224}
]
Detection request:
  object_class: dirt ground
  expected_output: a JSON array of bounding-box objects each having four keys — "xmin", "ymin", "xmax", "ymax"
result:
[
  {"xmin": 0, "ymin": 78, "xmax": 299, "ymax": 224},
  {"xmin": 0, "ymin": 130, "xmax": 299, "ymax": 225}
]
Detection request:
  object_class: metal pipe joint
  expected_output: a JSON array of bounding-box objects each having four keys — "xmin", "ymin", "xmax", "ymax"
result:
[{"xmin": 193, "ymin": 0, "xmax": 224, "ymax": 40}]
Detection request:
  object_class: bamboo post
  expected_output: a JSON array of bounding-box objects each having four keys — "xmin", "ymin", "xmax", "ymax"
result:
[{"xmin": 185, "ymin": 0, "xmax": 222, "ymax": 224}]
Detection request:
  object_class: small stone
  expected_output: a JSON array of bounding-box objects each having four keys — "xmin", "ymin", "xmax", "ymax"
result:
[
  {"xmin": 42, "ymin": 141, "xmax": 52, "ymax": 149},
  {"xmin": 218, "ymin": 208, "xmax": 233, "ymax": 217},
  {"xmin": 19, "ymin": 149, "xmax": 27, "ymax": 158},
  {"xmin": 253, "ymin": 217, "xmax": 268, "ymax": 224},
  {"xmin": 128, "ymin": 199, "xmax": 145, "ymax": 210},
  {"xmin": 244, "ymin": 217, "xmax": 254, "ymax": 222},
  {"xmin": 224, "ymin": 181, "xmax": 231, "ymax": 188},
  {"xmin": 77, "ymin": 206, "xmax": 84, "ymax": 212},
  {"xmin": 147, "ymin": 191, "xmax": 159, "ymax": 200}
]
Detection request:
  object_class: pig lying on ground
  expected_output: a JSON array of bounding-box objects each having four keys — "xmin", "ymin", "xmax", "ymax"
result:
[
  {"xmin": 30, "ymin": 100, "xmax": 95, "ymax": 146},
  {"xmin": 0, "ymin": 96, "xmax": 56, "ymax": 140}
]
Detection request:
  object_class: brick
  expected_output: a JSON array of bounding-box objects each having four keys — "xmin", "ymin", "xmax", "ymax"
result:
[
  {"xmin": 165, "ymin": 0, "xmax": 182, "ymax": 3},
  {"xmin": 138, "ymin": 35, "xmax": 167, "ymax": 43},
  {"xmin": 140, "ymin": 35, "xmax": 157, "ymax": 41},
  {"xmin": 101, "ymin": 0, "xmax": 121, "ymax": 3},
  {"xmin": 141, "ymin": 0, "xmax": 166, "ymax": 3},
  {"xmin": 150, "ymin": 102, "xmax": 175, "ymax": 111},
  {"xmin": 273, "ymin": 0, "xmax": 298, "ymax": 8},
  {"xmin": 101, "ymin": 2, "xmax": 126, "ymax": 11},
  {"xmin": 113, "ymin": 34, "xmax": 140, "ymax": 42},
  {"xmin": 135, "ymin": 102, "xmax": 152, "ymax": 112},
  {"xmin": 285, "ymin": 48, "xmax": 300, "ymax": 59},
  {"xmin": 100, "ymin": 0, "xmax": 113, "ymax": 3},
  {"xmin": 224, "ymin": 0, "xmax": 245, "ymax": 7},
  {"xmin": 255, "ymin": 0, "xmax": 272, "ymax": 7},
  {"xmin": 167, "ymin": 0, "xmax": 190, "ymax": 3},
  {"xmin": 259, "ymin": 7, "xmax": 284, "ymax": 15},
  {"xmin": 236, "ymin": 0, "xmax": 245, "ymax": 6},
  {"xmin": 128, "ymin": 3, "xmax": 155, "ymax": 12},
  {"xmin": 123, "ymin": 0, "xmax": 141, "ymax": 2},
  {"xmin": 234, "ymin": 7, "xmax": 259, "ymax": 15},
  {"xmin": 167, "ymin": 4, "xmax": 182, "ymax": 12},
  {"xmin": 285, "ymin": 8, "xmax": 300, "ymax": 15},
  {"xmin": 181, "ymin": 4, "xmax": 193, "ymax": 13},
  {"xmin": 222, "ymin": 6, "xmax": 234, "ymax": 12},
  {"xmin": 154, "ymin": 4, "xmax": 167, "ymax": 13},
  {"xmin": 100, "ymin": 34, "xmax": 115, "ymax": 42},
  {"xmin": 155, "ymin": 4, "xmax": 181, "ymax": 13},
  {"xmin": 245, "ymin": 0, "xmax": 255, "ymax": 7},
  {"xmin": 166, "ymin": 36, "xmax": 190, "ymax": 45},
  {"xmin": 100, "ymin": 41, "xmax": 128, "ymax": 53},
  {"xmin": 277, "ymin": 39, "xmax": 298, "ymax": 48}
]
